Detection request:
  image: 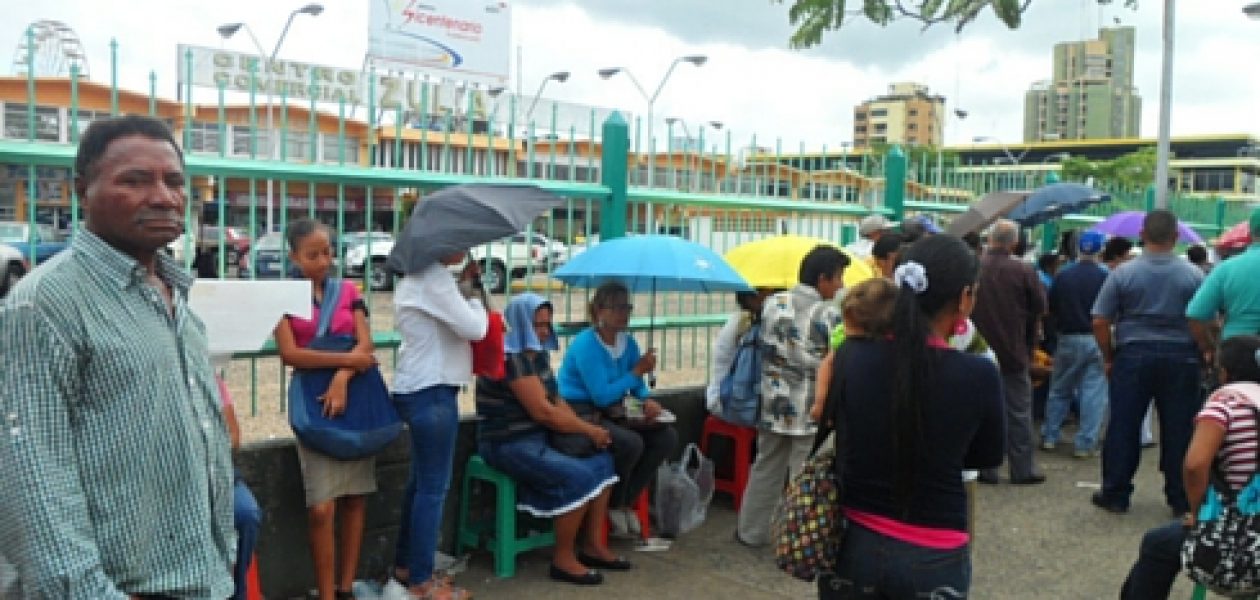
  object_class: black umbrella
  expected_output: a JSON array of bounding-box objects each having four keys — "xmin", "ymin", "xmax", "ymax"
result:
[
  {"xmin": 386, "ymin": 184, "xmax": 564, "ymax": 274},
  {"xmin": 945, "ymin": 190, "xmax": 1030, "ymax": 236}
]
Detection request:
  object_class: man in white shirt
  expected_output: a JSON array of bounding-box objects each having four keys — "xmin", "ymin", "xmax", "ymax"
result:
[{"xmin": 387, "ymin": 254, "xmax": 487, "ymax": 599}]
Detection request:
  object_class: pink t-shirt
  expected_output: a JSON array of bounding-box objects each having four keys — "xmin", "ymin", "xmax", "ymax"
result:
[{"xmin": 287, "ymin": 280, "xmax": 365, "ymax": 347}]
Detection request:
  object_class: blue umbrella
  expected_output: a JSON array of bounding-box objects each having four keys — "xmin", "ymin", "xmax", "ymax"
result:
[
  {"xmin": 1006, "ymin": 182, "xmax": 1111, "ymax": 227},
  {"xmin": 553, "ymin": 234, "xmax": 750, "ymax": 351}
]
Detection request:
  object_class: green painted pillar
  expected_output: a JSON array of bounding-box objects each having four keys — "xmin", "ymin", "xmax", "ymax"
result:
[
  {"xmin": 600, "ymin": 112, "xmax": 629, "ymax": 241},
  {"xmin": 1144, "ymin": 185, "xmax": 1156, "ymax": 212},
  {"xmin": 884, "ymin": 145, "xmax": 906, "ymax": 221},
  {"xmin": 1214, "ymin": 195, "xmax": 1226, "ymax": 237},
  {"xmin": 1041, "ymin": 222, "xmax": 1059, "ymax": 255},
  {"xmin": 1044, "ymin": 170, "xmax": 1060, "ymax": 185}
]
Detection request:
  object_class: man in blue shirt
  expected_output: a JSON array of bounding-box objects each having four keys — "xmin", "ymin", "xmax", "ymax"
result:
[
  {"xmin": 1186, "ymin": 207, "xmax": 1260, "ymax": 361},
  {"xmin": 1041, "ymin": 231, "xmax": 1110, "ymax": 458},
  {"xmin": 1090, "ymin": 210, "xmax": 1205, "ymax": 515}
]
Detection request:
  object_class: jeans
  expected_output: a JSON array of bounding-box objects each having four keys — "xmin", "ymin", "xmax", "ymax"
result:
[
  {"xmin": 603, "ymin": 419, "xmax": 679, "ymax": 508},
  {"xmin": 232, "ymin": 474, "xmax": 262, "ymax": 600},
  {"xmin": 1041, "ymin": 334, "xmax": 1109, "ymax": 452},
  {"xmin": 1120, "ymin": 521, "xmax": 1184, "ymax": 600},
  {"xmin": 819, "ymin": 521, "xmax": 971, "ymax": 599},
  {"xmin": 1100, "ymin": 342, "xmax": 1202, "ymax": 513},
  {"xmin": 393, "ymin": 385, "xmax": 460, "ymax": 585}
]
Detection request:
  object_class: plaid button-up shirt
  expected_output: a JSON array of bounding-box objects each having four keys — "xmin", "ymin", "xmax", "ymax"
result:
[{"xmin": 0, "ymin": 230, "xmax": 235, "ymax": 599}]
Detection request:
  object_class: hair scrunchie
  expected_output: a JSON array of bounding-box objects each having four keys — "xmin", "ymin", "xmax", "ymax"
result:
[{"xmin": 894, "ymin": 261, "xmax": 929, "ymax": 295}]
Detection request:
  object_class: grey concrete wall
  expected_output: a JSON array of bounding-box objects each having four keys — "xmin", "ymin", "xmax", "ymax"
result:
[{"xmin": 237, "ymin": 386, "xmax": 705, "ymax": 598}]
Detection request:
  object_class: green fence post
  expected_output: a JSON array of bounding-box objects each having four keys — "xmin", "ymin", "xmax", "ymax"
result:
[
  {"xmin": 1215, "ymin": 195, "xmax": 1226, "ymax": 236},
  {"xmin": 884, "ymin": 145, "xmax": 906, "ymax": 221},
  {"xmin": 600, "ymin": 112, "xmax": 629, "ymax": 241},
  {"xmin": 1144, "ymin": 185, "xmax": 1156, "ymax": 213}
]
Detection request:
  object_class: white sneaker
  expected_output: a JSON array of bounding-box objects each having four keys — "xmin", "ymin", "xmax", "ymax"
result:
[{"xmin": 380, "ymin": 578, "xmax": 414, "ymax": 600}]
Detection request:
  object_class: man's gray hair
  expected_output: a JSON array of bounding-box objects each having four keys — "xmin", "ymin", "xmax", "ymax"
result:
[{"xmin": 989, "ymin": 219, "xmax": 1019, "ymax": 246}]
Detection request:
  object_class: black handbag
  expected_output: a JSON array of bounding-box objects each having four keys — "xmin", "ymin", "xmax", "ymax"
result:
[{"xmin": 547, "ymin": 404, "xmax": 602, "ymax": 457}]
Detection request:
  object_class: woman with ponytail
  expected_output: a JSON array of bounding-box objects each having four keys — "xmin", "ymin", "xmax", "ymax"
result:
[{"xmin": 819, "ymin": 235, "xmax": 1006, "ymax": 599}]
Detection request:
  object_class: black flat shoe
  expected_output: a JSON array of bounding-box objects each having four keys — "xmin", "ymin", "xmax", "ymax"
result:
[
  {"xmin": 578, "ymin": 552, "xmax": 634, "ymax": 571},
  {"xmin": 1091, "ymin": 491, "xmax": 1128, "ymax": 514},
  {"xmin": 1010, "ymin": 474, "xmax": 1047, "ymax": 485},
  {"xmin": 976, "ymin": 472, "xmax": 1000, "ymax": 485},
  {"xmin": 549, "ymin": 564, "xmax": 604, "ymax": 585}
]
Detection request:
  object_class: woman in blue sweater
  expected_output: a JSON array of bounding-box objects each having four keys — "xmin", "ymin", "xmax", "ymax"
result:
[{"xmin": 558, "ymin": 282, "xmax": 679, "ymax": 535}]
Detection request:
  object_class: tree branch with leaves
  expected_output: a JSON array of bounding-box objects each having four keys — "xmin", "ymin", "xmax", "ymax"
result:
[{"xmin": 775, "ymin": 0, "xmax": 1140, "ymax": 49}]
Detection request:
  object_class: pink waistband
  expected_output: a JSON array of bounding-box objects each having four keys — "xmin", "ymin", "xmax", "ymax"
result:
[{"xmin": 844, "ymin": 508, "xmax": 969, "ymax": 550}]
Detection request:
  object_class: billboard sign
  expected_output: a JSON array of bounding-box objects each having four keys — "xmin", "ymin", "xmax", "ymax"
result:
[{"xmin": 368, "ymin": 0, "xmax": 511, "ymax": 86}]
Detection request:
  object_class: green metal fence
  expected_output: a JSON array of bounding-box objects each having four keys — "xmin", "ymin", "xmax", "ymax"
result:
[{"xmin": 4, "ymin": 32, "xmax": 1253, "ymax": 415}]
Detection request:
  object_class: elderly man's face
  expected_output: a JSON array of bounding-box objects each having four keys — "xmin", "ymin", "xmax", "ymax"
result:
[{"xmin": 78, "ymin": 135, "xmax": 186, "ymax": 259}]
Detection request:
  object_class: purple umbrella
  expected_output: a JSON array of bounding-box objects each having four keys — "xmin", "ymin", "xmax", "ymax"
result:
[{"xmin": 1089, "ymin": 210, "xmax": 1203, "ymax": 243}]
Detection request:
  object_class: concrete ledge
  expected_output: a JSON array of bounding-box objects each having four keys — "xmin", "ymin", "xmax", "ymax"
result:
[{"xmin": 238, "ymin": 385, "xmax": 706, "ymax": 598}]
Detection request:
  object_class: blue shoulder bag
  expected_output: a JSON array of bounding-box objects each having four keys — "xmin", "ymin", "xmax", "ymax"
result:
[{"xmin": 288, "ymin": 279, "xmax": 402, "ymax": 460}]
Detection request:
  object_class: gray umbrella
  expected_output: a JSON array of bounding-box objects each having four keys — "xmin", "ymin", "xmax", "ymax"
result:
[
  {"xmin": 944, "ymin": 190, "xmax": 1031, "ymax": 236},
  {"xmin": 386, "ymin": 184, "xmax": 564, "ymax": 274}
]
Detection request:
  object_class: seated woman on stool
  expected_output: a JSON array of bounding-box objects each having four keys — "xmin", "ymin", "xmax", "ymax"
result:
[
  {"xmin": 557, "ymin": 282, "xmax": 680, "ymax": 535},
  {"xmin": 476, "ymin": 293, "xmax": 627, "ymax": 586}
]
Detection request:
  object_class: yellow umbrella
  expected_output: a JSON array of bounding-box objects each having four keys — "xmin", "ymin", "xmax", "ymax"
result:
[{"xmin": 723, "ymin": 235, "xmax": 876, "ymax": 290}]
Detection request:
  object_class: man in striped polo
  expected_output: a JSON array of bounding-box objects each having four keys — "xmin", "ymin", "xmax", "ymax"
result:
[{"xmin": 0, "ymin": 116, "xmax": 235, "ymax": 599}]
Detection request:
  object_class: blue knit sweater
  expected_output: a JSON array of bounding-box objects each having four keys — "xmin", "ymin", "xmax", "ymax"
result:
[{"xmin": 557, "ymin": 327, "xmax": 650, "ymax": 407}]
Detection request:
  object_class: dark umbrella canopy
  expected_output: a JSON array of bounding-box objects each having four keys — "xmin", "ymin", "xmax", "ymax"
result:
[
  {"xmin": 945, "ymin": 191, "xmax": 1029, "ymax": 236},
  {"xmin": 386, "ymin": 184, "xmax": 564, "ymax": 274},
  {"xmin": 1006, "ymin": 182, "xmax": 1111, "ymax": 227}
]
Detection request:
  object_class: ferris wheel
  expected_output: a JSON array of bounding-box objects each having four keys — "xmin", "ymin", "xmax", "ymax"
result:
[{"xmin": 12, "ymin": 20, "xmax": 90, "ymax": 78}]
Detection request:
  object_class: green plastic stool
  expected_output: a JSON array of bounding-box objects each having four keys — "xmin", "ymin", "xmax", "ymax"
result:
[{"xmin": 455, "ymin": 455, "xmax": 555, "ymax": 578}]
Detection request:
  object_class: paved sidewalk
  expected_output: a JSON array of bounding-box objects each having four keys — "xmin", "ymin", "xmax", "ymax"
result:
[{"xmin": 452, "ymin": 436, "xmax": 1199, "ymax": 599}]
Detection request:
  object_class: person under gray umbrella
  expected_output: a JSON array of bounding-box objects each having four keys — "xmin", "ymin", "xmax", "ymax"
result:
[{"xmin": 384, "ymin": 184, "xmax": 561, "ymax": 599}]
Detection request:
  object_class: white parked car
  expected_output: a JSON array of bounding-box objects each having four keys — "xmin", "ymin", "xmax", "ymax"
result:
[{"xmin": 343, "ymin": 235, "xmax": 548, "ymax": 293}]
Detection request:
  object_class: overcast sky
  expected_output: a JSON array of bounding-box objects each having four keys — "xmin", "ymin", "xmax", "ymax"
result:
[{"xmin": 3, "ymin": 0, "xmax": 1259, "ymax": 152}]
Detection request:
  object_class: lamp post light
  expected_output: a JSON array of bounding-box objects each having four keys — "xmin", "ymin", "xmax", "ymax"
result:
[
  {"xmin": 523, "ymin": 71, "xmax": 570, "ymax": 127},
  {"xmin": 218, "ymin": 2, "xmax": 323, "ymax": 234},
  {"xmin": 598, "ymin": 55, "xmax": 707, "ymax": 188}
]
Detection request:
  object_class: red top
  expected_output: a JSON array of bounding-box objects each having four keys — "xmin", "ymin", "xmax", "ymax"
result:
[{"xmin": 287, "ymin": 280, "xmax": 365, "ymax": 347}]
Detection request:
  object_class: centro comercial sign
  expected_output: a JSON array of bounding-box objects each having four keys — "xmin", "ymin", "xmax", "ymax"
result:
[{"xmin": 176, "ymin": 44, "xmax": 492, "ymax": 116}]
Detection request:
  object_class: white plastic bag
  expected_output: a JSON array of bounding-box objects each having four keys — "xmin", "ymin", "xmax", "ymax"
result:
[{"xmin": 654, "ymin": 443, "xmax": 715, "ymax": 537}]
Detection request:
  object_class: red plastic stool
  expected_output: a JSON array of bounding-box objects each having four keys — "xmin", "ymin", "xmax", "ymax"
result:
[
  {"xmin": 700, "ymin": 415, "xmax": 757, "ymax": 511},
  {"xmin": 600, "ymin": 489, "xmax": 651, "ymax": 544},
  {"xmin": 245, "ymin": 556, "xmax": 262, "ymax": 600}
]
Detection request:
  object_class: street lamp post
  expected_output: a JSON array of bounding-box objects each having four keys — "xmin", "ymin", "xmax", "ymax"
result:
[
  {"xmin": 218, "ymin": 2, "xmax": 323, "ymax": 233},
  {"xmin": 663, "ymin": 117, "xmax": 723, "ymax": 192},
  {"xmin": 594, "ymin": 56, "xmax": 705, "ymax": 189},
  {"xmin": 1152, "ymin": 0, "xmax": 1176, "ymax": 209},
  {"xmin": 523, "ymin": 71, "xmax": 570, "ymax": 128}
]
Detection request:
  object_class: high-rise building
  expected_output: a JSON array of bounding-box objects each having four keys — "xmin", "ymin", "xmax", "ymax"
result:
[
  {"xmin": 853, "ymin": 82, "xmax": 945, "ymax": 149},
  {"xmin": 1024, "ymin": 26, "xmax": 1142, "ymax": 142}
]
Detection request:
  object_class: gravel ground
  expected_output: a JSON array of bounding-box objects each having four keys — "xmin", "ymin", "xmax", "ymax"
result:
[{"xmin": 452, "ymin": 428, "xmax": 1198, "ymax": 599}]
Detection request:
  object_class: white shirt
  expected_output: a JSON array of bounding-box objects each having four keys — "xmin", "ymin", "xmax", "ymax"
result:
[
  {"xmin": 392, "ymin": 263, "xmax": 488, "ymax": 394},
  {"xmin": 845, "ymin": 237, "xmax": 874, "ymax": 259},
  {"xmin": 705, "ymin": 312, "xmax": 748, "ymax": 413}
]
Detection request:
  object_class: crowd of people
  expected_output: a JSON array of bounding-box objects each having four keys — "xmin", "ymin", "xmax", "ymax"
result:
[{"xmin": 3, "ymin": 114, "xmax": 1260, "ymax": 599}]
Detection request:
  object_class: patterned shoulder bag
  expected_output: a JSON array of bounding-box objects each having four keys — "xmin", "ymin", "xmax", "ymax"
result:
[
  {"xmin": 1181, "ymin": 400, "xmax": 1260, "ymax": 596},
  {"xmin": 772, "ymin": 343, "xmax": 850, "ymax": 582}
]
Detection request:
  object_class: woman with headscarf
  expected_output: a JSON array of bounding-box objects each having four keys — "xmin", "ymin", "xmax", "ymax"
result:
[{"xmin": 476, "ymin": 293, "xmax": 626, "ymax": 586}]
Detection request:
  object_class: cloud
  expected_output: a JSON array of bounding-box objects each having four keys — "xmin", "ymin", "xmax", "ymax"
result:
[{"xmin": 0, "ymin": 0, "xmax": 1256, "ymax": 154}]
